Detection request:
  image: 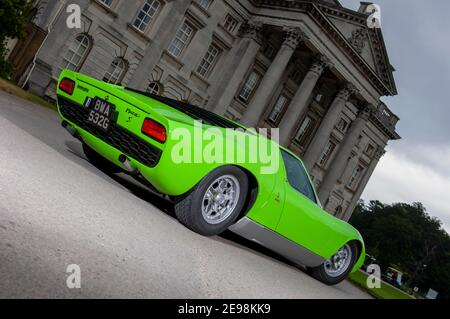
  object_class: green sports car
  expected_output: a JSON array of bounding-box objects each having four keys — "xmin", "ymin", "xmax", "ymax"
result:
[{"xmin": 56, "ymin": 69, "xmax": 365, "ymax": 285}]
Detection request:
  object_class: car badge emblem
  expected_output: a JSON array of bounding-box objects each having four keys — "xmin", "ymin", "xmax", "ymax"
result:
[{"xmin": 274, "ymin": 192, "xmax": 280, "ymax": 203}]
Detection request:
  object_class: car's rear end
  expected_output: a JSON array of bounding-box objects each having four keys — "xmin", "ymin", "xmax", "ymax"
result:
[
  {"xmin": 60, "ymin": 71, "xmax": 166, "ymax": 152},
  {"xmin": 56, "ymin": 69, "xmax": 258, "ymax": 197},
  {"xmin": 57, "ymin": 69, "xmax": 194, "ymax": 195}
]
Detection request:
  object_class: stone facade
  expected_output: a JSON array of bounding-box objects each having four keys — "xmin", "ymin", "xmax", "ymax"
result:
[{"xmin": 14, "ymin": 0, "xmax": 400, "ymax": 221}]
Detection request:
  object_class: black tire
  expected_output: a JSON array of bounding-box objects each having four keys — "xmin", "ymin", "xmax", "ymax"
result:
[
  {"xmin": 175, "ymin": 166, "xmax": 248, "ymax": 236},
  {"xmin": 308, "ymin": 242, "xmax": 359, "ymax": 286},
  {"xmin": 82, "ymin": 143, "xmax": 122, "ymax": 174}
]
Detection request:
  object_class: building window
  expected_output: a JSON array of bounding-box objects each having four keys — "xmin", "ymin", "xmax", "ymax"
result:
[
  {"xmin": 59, "ymin": 34, "xmax": 91, "ymax": 72},
  {"xmin": 365, "ymin": 143, "xmax": 375, "ymax": 156},
  {"xmin": 336, "ymin": 117, "xmax": 349, "ymax": 133},
  {"xmin": 133, "ymin": 0, "xmax": 161, "ymax": 32},
  {"xmin": 146, "ymin": 81, "xmax": 162, "ymax": 95},
  {"xmin": 262, "ymin": 43, "xmax": 276, "ymax": 60},
  {"xmin": 223, "ymin": 14, "xmax": 238, "ymax": 33},
  {"xmin": 295, "ymin": 115, "xmax": 317, "ymax": 146},
  {"xmin": 290, "ymin": 67, "xmax": 304, "ymax": 84},
  {"xmin": 197, "ymin": 0, "xmax": 212, "ymax": 10},
  {"xmin": 238, "ymin": 71, "xmax": 260, "ymax": 102},
  {"xmin": 318, "ymin": 140, "xmax": 336, "ymax": 167},
  {"xmin": 314, "ymin": 93, "xmax": 323, "ymax": 103},
  {"xmin": 167, "ymin": 21, "xmax": 194, "ymax": 57},
  {"xmin": 268, "ymin": 95, "xmax": 289, "ymax": 123},
  {"xmin": 98, "ymin": 0, "xmax": 113, "ymax": 7},
  {"xmin": 103, "ymin": 57, "xmax": 127, "ymax": 84},
  {"xmin": 347, "ymin": 165, "xmax": 365, "ymax": 189},
  {"xmin": 196, "ymin": 43, "xmax": 221, "ymax": 77}
]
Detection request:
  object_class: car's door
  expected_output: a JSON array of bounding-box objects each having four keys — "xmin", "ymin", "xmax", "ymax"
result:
[{"xmin": 276, "ymin": 150, "xmax": 344, "ymax": 258}]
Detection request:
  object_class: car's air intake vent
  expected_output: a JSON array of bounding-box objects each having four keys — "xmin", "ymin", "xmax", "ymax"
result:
[{"xmin": 58, "ymin": 97, "xmax": 162, "ymax": 168}]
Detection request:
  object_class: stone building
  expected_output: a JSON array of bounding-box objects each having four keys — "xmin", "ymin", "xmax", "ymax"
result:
[{"xmin": 9, "ymin": 0, "xmax": 400, "ymax": 221}]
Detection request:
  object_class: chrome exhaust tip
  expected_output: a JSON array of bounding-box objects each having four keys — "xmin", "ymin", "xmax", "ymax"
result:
[{"xmin": 118, "ymin": 154, "xmax": 138, "ymax": 174}]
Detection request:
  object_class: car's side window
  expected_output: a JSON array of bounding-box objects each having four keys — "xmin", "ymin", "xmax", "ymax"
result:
[{"xmin": 281, "ymin": 150, "xmax": 317, "ymax": 203}]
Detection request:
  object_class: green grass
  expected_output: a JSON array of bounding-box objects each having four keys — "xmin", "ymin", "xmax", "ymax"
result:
[
  {"xmin": 0, "ymin": 77, "xmax": 56, "ymax": 110},
  {"xmin": 349, "ymin": 270, "xmax": 414, "ymax": 299}
]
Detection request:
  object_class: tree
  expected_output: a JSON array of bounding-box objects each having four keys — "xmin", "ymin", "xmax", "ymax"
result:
[
  {"xmin": 350, "ymin": 200, "xmax": 450, "ymax": 299},
  {"xmin": 0, "ymin": 0, "xmax": 34, "ymax": 78}
]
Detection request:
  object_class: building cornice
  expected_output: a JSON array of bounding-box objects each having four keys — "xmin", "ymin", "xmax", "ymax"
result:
[{"xmin": 370, "ymin": 103, "xmax": 401, "ymax": 140}]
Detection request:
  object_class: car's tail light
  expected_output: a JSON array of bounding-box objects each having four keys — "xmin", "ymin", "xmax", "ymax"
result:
[
  {"xmin": 59, "ymin": 78, "xmax": 75, "ymax": 95},
  {"xmin": 141, "ymin": 118, "xmax": 166, "ymax": 143}
]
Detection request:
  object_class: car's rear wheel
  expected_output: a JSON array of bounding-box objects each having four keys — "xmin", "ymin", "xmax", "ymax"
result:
[
  {"xmin": 82, "ymin": 143, "xmax": 122, "ymax": 174},
  {"xmin": 175, "ymin": 166, "xmax": 248, "ymax": 236},
  {"xmin": 308, "ymin": 242, "xmax": 358, "ymax": 285}
]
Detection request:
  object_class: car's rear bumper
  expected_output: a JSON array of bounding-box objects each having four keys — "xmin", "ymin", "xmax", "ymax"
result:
[{"xmin": 58, "ymin": 96, "xmax": 162, "ymax": 168}]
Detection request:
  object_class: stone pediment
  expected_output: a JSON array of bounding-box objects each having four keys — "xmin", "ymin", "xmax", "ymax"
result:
[
  {"xmin": 320, "ymin": 4, "xmax": 397, "ymax": 96},
  {"xmin": 250, "ymin": 0, "xmax": 397, "ymax": 97}
]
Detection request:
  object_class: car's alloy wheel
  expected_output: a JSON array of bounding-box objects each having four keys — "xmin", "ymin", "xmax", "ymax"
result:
[
  {"xmin": 323, "ymin": 244, "xmax": 353, "ymax": 278},
  {"xmin": 201, "ymin": 175, "xmax": 240, "ymax": 225},
  {"xmin": 307, "ymin": 242, "xmax": 358, "ymax": 285},
  {"xmin": 175, "ymin": 166, "xmax": 248, "ymax": 236}
]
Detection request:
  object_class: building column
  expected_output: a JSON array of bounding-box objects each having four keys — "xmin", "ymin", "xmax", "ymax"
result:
[
  {"xmin": 340, "ymin": 152, "xmax": 360, "ymax": 184},
  {"xmin": 342, "ymin": 148, "xmax": 386, "ymax": 221},
  {"xmin": 279, "ymin": 55, "xmax": 333, "ymax": 145},
  {"xmin": 127, "ymin": 1, "xmax": 191, "ymax": 90},
  {"xmin": 208, "ymin": 21, "xmax": 263, "ymax": 115},
  {"xmin": 240, "ymin": 27, "xmax": 307, "ymax": 127},
  {"xmin": 303, "ymin": 82, "xmax": 359, "ymax": 171},
  {"xmin": 317, "ymin": 104, "xmax": 374, "ymax": 204}
]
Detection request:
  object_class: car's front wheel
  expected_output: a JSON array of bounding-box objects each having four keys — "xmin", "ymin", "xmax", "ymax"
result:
[
  {"xmin": 175, "ymin": 166, "xmax": 248, "ymax": 236},
  {"xmin": 308, "ymin": 242, "xmax": 358, "ymax": 285}
]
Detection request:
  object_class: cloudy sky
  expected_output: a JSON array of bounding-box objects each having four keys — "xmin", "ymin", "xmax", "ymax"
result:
[{"xmin": 339, "ymin": 0, "xmax": 450, "ymax": 233}]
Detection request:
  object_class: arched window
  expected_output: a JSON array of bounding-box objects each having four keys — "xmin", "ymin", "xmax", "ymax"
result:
[
  {"xmin": 103, "ymin": 57, "xmax": 128, "ymax": 84},
  {"xmin": 146, "ymin": 81, "xmax": 162, "ymax": 95},
  {"xmin": 60, "ymin": 34, "xmax": 91, "ymax": 72}
]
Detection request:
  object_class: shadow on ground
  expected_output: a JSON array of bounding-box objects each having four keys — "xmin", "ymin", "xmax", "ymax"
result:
[{"xmin": 63, "ymin": 139, "xmax": 307, "ymax": 276}]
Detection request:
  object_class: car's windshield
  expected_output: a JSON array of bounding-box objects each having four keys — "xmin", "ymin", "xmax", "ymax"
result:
[{"xmin": 280, "ymin": 150, "xmax": 317, "ymax": 204}]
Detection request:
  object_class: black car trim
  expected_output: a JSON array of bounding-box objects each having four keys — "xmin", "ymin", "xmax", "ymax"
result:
[{"xmin": 57, "ymin": 96, "xmax": 162, "ymax": 168}]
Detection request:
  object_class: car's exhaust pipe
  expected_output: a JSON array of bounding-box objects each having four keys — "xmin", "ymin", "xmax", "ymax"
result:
[
  {"xmin": 119, "ymin": 154, "xmax": 138, "ymax": 175},
  {"xmin": 62, "ymin": 121, "xmax": 80, "ymax": 139}
]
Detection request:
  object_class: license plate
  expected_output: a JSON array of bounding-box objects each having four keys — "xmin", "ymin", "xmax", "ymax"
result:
[{"xmin": 86, "ymin": 97, "xmax": 115, "ymax": 131}]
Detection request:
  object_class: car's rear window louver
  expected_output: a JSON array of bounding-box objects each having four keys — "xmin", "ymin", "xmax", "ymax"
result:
[{"xmin": 124, "ymin": 88, "xmax": 244, "ymax": 130}]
